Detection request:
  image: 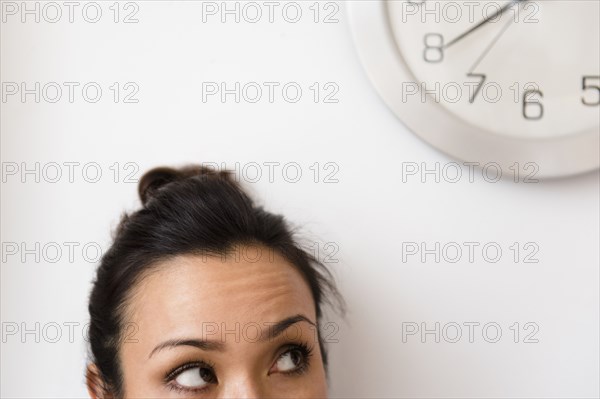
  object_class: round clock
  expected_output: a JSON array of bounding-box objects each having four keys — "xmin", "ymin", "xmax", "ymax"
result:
[{"xmin": 347, "ymin": 0, "xmax": 600, "ymax": 178}]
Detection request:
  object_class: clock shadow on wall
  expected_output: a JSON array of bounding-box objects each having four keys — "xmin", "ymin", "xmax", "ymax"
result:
[{"xmin": 347, "ymin": 0, "xmax": 600, "ymax": 180}]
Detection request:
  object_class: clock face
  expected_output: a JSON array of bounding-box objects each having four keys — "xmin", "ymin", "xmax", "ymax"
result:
[{"xmin": 347, "ymin": 0, "xmax": 600, "ymax": 178}]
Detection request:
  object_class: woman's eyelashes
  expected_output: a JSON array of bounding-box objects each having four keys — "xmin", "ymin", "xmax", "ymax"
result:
[
  {"xmin": 163, "ymin": 342, "xmax": 314, "ymax": 393},
  {"xmin": 269, "ymin": 342, "xmax": 314, "ymax": 376},
  {"xmin": 165, "ymin": 361, "xmax": 217, "ymax": 394}
]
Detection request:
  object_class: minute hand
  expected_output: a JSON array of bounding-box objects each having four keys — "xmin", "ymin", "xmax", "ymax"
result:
[{"xmin": 443, "ymin": 0, "xmax": 527, "ymax": 49}]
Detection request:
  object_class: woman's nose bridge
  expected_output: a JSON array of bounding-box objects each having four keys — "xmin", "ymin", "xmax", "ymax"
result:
[{"xmin": 220, "ymin": 374, "xmax": 267, "ymax": 399}]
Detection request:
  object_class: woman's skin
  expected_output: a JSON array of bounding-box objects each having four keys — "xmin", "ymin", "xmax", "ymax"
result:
[{"xmin": 87, "ymin": 244, "xmax": 328, "ymax": 398}]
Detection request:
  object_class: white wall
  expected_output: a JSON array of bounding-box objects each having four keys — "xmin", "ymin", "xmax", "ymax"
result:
[{"xmin": 1, "ymin": 1, "xmax": 598, "ymax": 397}]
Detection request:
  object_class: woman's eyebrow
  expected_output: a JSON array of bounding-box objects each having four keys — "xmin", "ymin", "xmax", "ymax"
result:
[
  {"xmin": 263, "ymin": 314, "xmax": 317, "ymax": 341},
  {"xmin": 148, "ymin": 314, "xmax": 316, "ymax": 359},
  {"xmin": 149, "ymin": 338, "xmax": 225, "ymax": 359}
]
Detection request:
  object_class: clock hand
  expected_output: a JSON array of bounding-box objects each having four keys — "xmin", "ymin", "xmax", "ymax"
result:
[
  {"xmin": 468, "ymin": 15, "xmax": 515, "ymax": 73},
  {"xmin": 444, "ymin": 0, "xmax": 527, "ymax": 49}
]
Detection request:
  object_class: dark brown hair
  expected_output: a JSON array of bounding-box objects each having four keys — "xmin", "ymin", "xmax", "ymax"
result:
[{"xmin": 86, "ymin": 164, "xmax": 344, "ymax": 397}]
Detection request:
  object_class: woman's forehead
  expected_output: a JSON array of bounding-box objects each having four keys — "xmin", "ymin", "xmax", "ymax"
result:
[{"xmin": 125, "ymin": 248, "xmax": 317, "ymax": 331}]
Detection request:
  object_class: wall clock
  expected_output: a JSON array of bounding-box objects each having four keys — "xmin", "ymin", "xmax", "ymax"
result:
[{"xmin": 347, "ymin": 0, "xmax": 600, "ymax": 178}]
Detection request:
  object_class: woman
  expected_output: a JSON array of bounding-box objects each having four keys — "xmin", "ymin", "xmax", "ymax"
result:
[{"xmin": 85, "ymin": 164, "xmax": 344, "ymax": 398}]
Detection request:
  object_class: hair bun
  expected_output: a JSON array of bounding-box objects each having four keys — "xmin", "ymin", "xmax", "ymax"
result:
[
  {"xmin": 138, "ymin": 164, "xmax": 234, "ymax": 205},
  {"xmin": 138, "ymin": 167, "xmax": 180, "ymax": 205}
]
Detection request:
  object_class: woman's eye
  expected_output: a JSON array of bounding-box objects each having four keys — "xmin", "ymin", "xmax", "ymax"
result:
[
  {"xmin": 174, "ymin": 366, "xmax": 216, "ymax": 389},
  {"xmin": 274, "ymin": 349, "xmax": 304, "ymax": 373}
]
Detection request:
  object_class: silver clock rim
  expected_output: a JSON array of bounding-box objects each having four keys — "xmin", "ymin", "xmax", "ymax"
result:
[{"xmin": 346, "ymin": 1, "xmax": 600, "ymax": 179}]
